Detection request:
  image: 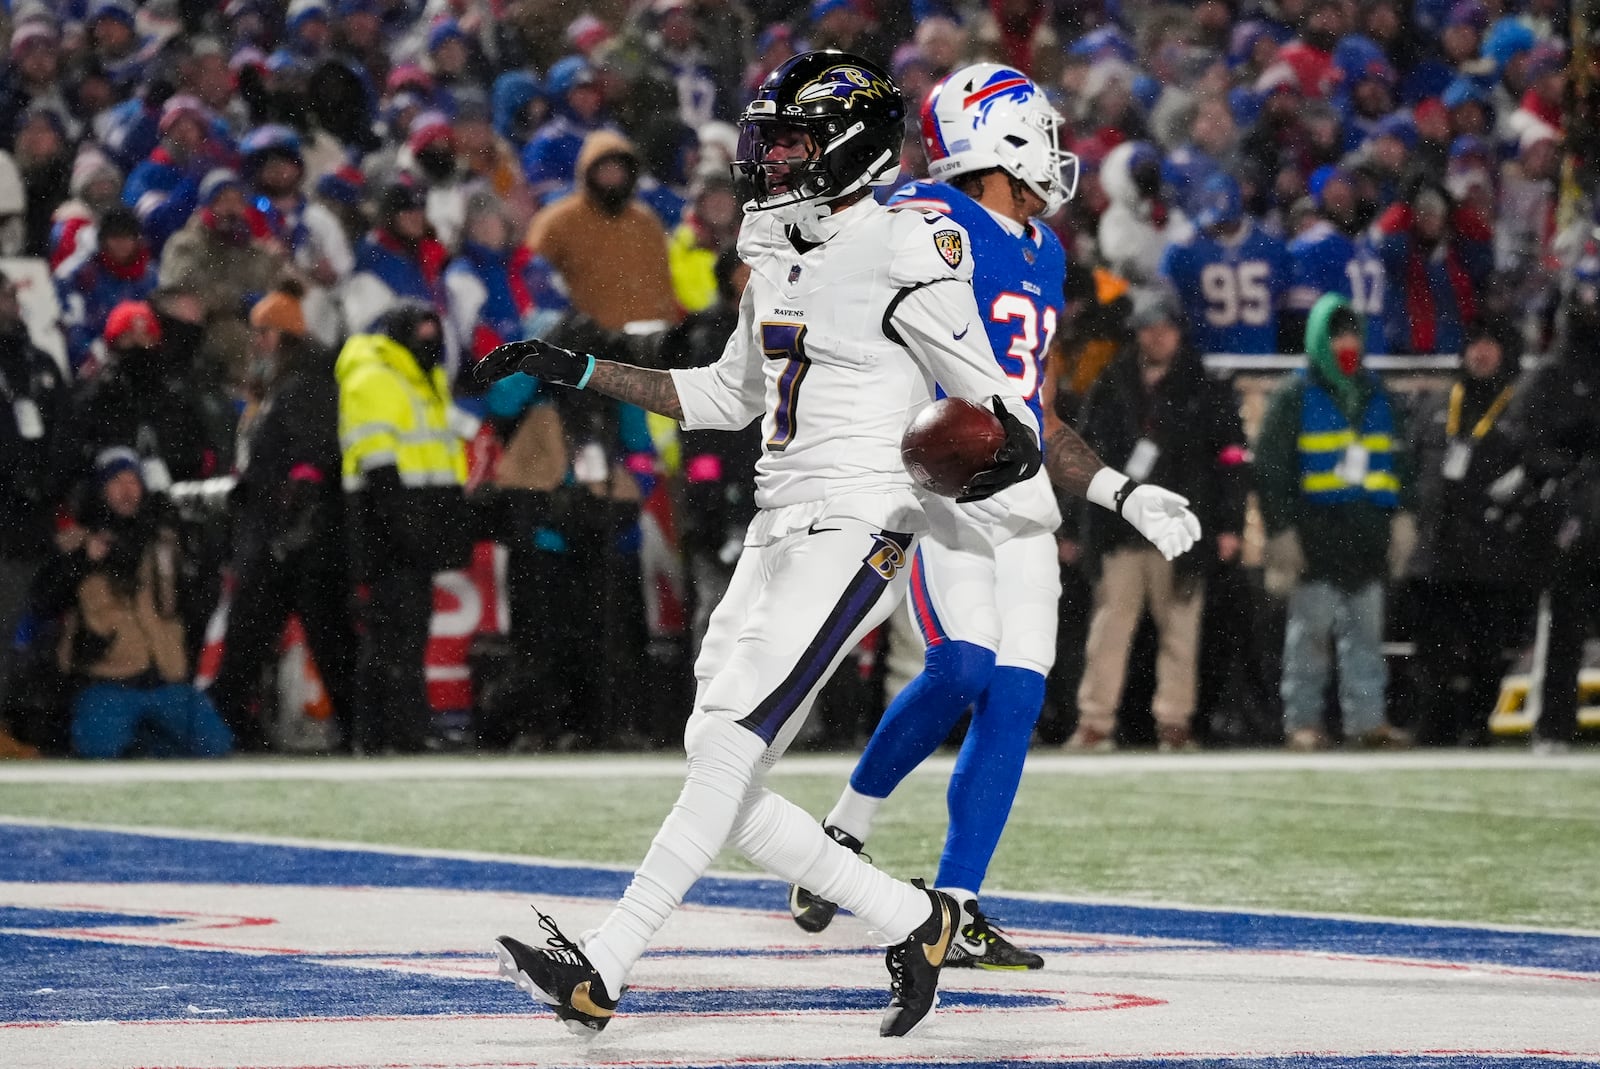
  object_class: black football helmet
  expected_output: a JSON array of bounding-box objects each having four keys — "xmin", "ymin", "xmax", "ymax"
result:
[{"xmin": 734, "ymin": 50, "xmax": 905, "ymax": 216}]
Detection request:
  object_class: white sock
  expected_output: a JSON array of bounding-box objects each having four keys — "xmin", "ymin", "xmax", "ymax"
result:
[
  {"xmin": 582, "ymin": 715, "xmax": 765, "ymax": 996},
  {"xmin": 731, "ymin": 786, "xmax": 929, "ymax": 944},
  {"xmin": 824, "ymin": 786, "xmax": 885, "ymax": 845}
]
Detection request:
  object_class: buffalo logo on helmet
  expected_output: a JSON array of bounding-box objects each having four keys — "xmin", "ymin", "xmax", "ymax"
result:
[
  {"xmin": 794, "ymin": 64, "xmax": 895, "ymax": 107},
  {"xmin": 960, "ymin": 67, "xmax": 1036, "ymax": 126},
  {"xmin": 933, "ymin": 229, "xmax": 964, "ymax": 268},
  {"xmin": 863, "ymin": 531, "xmax": 911, "ymax": 581}
]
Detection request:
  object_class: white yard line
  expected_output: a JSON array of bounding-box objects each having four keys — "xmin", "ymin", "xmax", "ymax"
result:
[
  {"xmin": 0, "ymin": 750, "xmax": 1596, "ymax": 785},
  {"xmin": 2, "ymin": 813, "xmax": 1597, "ymax": 938}
]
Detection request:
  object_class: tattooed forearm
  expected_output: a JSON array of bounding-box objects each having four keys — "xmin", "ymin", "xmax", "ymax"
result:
[
  {"xmin": 1044, "ymin": 425, "xmax": 1106, "ymax": 500},
  {"xmin": 586, "ymin": 360, "xmax": 684, "ymax": 420}
]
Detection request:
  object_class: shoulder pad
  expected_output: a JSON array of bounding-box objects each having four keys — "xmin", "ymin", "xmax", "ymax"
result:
[
  {"xmin": 735, "ymin": 210, "xmax": 783, "ymax": 262},
  {"xmin": 889, "ymin": 209, "xmax": 974, "ymax": 288}
]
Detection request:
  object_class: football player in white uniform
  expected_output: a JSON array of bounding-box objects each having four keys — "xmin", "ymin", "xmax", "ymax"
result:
[
  {"xmin": 788, "ymin": 64, "xmax": 1201, "ymax": 969},
  {"xmin": 476, "ymin": 51, "xmax": 1196, "ymax": 1038}
]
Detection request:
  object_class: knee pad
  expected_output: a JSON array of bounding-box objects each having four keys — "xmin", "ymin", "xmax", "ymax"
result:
[
  {"xmin": 923, "ymin": 640, "xmax": 998, "ymax": 707},
  {"xmin": 683, "ymin": 711, "xmax": 767, "ymax": 778}
]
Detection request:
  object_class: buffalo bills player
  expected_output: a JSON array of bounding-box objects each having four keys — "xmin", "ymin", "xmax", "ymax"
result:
[
  {"xmin": 787, "ymin": 64, "xmax": 1198, "ymax": 969},
  {"xmin": 1161, "ymin": 173, "xmax": 1292, "ymax": 356}
]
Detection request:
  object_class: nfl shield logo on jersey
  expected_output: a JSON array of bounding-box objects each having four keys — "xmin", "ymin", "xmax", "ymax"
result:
[
  {"xmin": 789, "ymin": 264, "xmax": 802, "ymax": 283},
  {"xmin": 934, "ymin": 230, "xmax": 964, "ymax": 268}
]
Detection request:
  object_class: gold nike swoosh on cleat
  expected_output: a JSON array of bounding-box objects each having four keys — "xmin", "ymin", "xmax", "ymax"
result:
[
  {"xmin": 570, "ymin": 982, "xmax": 615, "ymax": 1019},
  {"xmin": 922, "ymin": 899, "xmax": 955, "ymax": 967}
]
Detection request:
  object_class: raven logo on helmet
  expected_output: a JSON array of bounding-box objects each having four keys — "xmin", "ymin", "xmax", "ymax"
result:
[{"xmin": 795, "ymin": 64, "xmax": 896, "ymax": 107}]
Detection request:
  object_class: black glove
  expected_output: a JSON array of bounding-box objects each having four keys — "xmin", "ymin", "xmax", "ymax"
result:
[
  {"xmin": 474, "ymin": 337, "xmax": 592, "ymax": 388},
  {"xmin": 957, "ymin": 397, "xmax": 1043, "ymax": 502}
]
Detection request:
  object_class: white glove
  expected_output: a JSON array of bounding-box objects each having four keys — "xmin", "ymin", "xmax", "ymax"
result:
[
  {"xmin": 957, "ymin": 494, "xmax": 1011, "ymax": 525},
  {"xmin": 1087, "ymin": 470, "xmax": 1200, "ymax": 561}
]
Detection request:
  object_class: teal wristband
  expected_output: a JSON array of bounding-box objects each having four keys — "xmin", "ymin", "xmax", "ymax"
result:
[{"xmin": 575, "ymin": 354, "xmax": 596, "ymax": 390}]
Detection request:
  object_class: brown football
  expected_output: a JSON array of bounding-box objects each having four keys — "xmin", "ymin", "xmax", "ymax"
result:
[{"xmin": 900, "ymin": 398, "xmax": 1006, "ymax": 498}]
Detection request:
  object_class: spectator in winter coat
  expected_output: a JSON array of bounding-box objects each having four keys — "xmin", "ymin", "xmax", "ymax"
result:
[
  {"xmin": 58, "ymin": 300, "xmax": 216, "ymax": 493},
  {"xmin": 1373, "ymin": 178, "xmax": 1492, "ymax": 354},
  {"xmin": 122, "ymin": 95, "xmax": 228, "ymax": 253},
  {"xmin": 208, "ymin": 284, "xmax": 354, "ymax": 751},
  {"xmin": 47, "ymin": 448, "xmax": 231, "ymax": 759},
  {"xmin": 492, "ymin": 71, "xmax": 548, "ymax": 153},
  {"xmin": 12, "ymin": 106, "xmax": 71, "ymax": 258},
  {"xmin": 667, "ymin": 170, "xmax": 740, "ymax": 314},
  {"xmin": 524, "ymin": 129, "xmax": 679, "ymax": 332},
  {"xmin": 158, "ymin": 169, "xmax": 289, "ymax": 390},
  {"xmin": 1257, "ymin": 294, "xmax": 1414, "ymax": 751},
  {"xmin": 0, "ymin": 274, "xmax": 68, "ymax": 725},
  {"xmin": 0, "ymin": 22, "xmax": 69, "ymax": 153},
  {"xmin": 1404, "ymin": 318, "xmax": 1534, "ymax": 746},
  {"xmin": 521, "ymin": 56, "xmax": 613, "ymax": 207},
  {"xmin": 56, "ymin": 206, "xmax": 158, "ymax": 371},
  {"xmin": 454, "ymin": 94, "xmax": 535, "ymax": 232},
  {"xmin": 1065, "ymin": 291, "xmax": 1248, "ymax": 752},
  {"xmin": 342, "ymin": 181, "xmax": 450, "ymax": 337},
  {"xmin": 398, "ymin": 111, "xmax": 471, "ymax": 250},
  {"xmin": 240, "ymin": 124, "xmax": 353, "ymax": 346},
  {"xmin": 1097, "ymin": 140, "xmax": 1193, "ymax": 285},
  {"xmin": 48, "ymin": 147, "xmax": 124, "ymax": 270},
  {"xmin": 446, "ymin": 192, "xmax": 536, "ymax": 371}
]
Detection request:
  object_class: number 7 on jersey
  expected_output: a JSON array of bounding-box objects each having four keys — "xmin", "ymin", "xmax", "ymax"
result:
[{"xmin": 762, "ymin": 322, "xmax": 810, "ymax": 451}]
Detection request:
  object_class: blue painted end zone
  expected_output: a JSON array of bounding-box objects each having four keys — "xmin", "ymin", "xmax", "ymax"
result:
[{"xmin": 4, "ymin": 823, "xmax": 1596, "ymax": 975}]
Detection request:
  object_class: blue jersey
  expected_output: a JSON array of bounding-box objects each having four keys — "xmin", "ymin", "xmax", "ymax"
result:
[
  {"xmin": 1160, "ymin": 221, "xmax": 1291, "ymax": 356},
  {"xmin": 1287, "ymin": 221, "xmax": 1387, "ymax": 354},
  {"xmin": 888, "ymin": 180, "xmax": 1066, "ymax": 431}
]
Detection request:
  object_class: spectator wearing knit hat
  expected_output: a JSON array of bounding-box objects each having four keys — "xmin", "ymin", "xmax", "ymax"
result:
[
  {"xmin": 0, "ymin": 21, "xmax": 71, "ymax": 152},
  {"xmin": 59, "ymin": 300, "xmax": 214, "ymax": 493},
  {"xmin": 1372, "ymin": 177, "xmax": 1492, "ymax": 354},
  {"xmin": 48, "ymin": 148, "xmax": 124, "ymax": 270},
  {"xmin": 56, "ymin": 206, "xmax": 157, "ymax": 371},
  {"xmin": 398, "ymin": 111, "xmax": 470, "ymax": 249},
  {"xmin": 158, "ymin": 169, "xmax": 289, "ymax": 390},
  {"xmin": 13, "ymin": 106, "xmax": 71, "ymax": 259},
  {"xmin": 342, "ymin": 181, "xmax": 450, "ymax": 340},
  {"xmin": 122, "ymin": 95, "xmax": 228, "ymax": 253},
  {"xmin": 521, "ymin": 55, "xmax": 614, "ymax": 207},
  {"xmin": 208, "ymin": 281, "xmax": 354, "ymax": 752}
]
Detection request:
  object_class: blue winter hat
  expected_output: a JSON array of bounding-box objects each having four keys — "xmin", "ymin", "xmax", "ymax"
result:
[
  {"xmin": 546, "ymin": 55, "xmax": 596, "ymax": 97},
  {"xmin": 1448, "ymin": 133, "xmax": 1491, "ymax": 162},
  {"xmin": 1481, "ymin": 18, "xmax": 1537, "ymax": 73},
  {"xmin": 199, "ymin": 168, "xmax": 243, "ymax": 206},
  {"xmin": 1308, "ymin": 164, "xmax": 1350, "ymax": 205},
  {"xmin": 95, "ymin": 447, "xmax": 144, "ymax": 486},
  {"xmin": 1193, "ymin": 172, "xmax": 1244, "ymax": 231},
  {"xmin": 1442, "ymin": 75, "xmax": 1494, "ymax": 110},
  {"xmin": 427, "ymin": 18, "xmax": 467, "ymax": 53},
  {"xmin": 1069, "ymin": 26, "xmax": 1138, "ymax": 65},
  {"xmin": 87, "ymin": 0, "xmax": 138, "ymax": 26},
  {"xmin": 1371, "ymin": 112, "xmax": 1417, "ymax": 147}
]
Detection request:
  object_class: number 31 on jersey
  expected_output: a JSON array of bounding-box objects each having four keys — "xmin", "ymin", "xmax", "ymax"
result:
[{"xmin": 990, "ymin": 293, "xmax": 1056, "ymax": 401}]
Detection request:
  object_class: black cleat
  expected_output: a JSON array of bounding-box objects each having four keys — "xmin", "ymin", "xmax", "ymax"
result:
[
  {"xmin": 789, "ymin": 824, "xmax": 867, "ymax": 934},
  {"xmin": 880, "ymin": 881, "xmax": 958, "ymax": 1037},
  {"xmin": 496, "ymin": 909, "xmax": 618, "ymax": 1036},
  {"xmin": 944, "ymin": 898, "xmax": 1044, "ymax": 970}
]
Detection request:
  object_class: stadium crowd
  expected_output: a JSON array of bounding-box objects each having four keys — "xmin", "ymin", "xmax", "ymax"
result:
[{"xmin": 0, "ymin": 0, "xmax": 1597, "ymax": 760}]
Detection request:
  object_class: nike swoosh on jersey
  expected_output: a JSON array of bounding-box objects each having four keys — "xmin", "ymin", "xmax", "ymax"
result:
[
  {"xmin": 807, "ymin": 522, "xmax": 842, "ymax": 535},
  {"xmin": 953, "ymin": 325, "xmax": 970, "ymax": 340}
]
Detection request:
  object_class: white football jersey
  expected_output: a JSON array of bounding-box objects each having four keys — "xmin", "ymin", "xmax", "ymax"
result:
[{"xmin": 671, "ymin": 196, "xmax": 1031, "ymax": 519}]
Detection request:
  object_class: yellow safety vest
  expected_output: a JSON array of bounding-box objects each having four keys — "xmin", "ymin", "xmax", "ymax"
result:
[{"xmin": 335, "ymin": 333, "xmax": 467, "ymax": 491}]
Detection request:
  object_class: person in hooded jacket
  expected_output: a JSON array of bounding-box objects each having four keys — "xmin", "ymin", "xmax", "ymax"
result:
[
  {"xmin": 336, "ymin": 301, "xmax": 470, "ymax": 753},
  {"xmin": 1066, "ymin": 290, "xmax": 1249, "ymax": 751},
  {"xmin": 1497, "ymin": 249, "xmax": 1600, "ymax": 753},
  {"xmin": 1403, "ymin": 317, "xmax": 1535, "ymax": 746},
  {"xmin": 1097, "ymin": 140, "xmax": 1194, "ymax": 285},
  {"xmin": 1257, "ymin": 294, "xmax": 1415, "ymax": 750},
  {"xmin": 446, "ymin": 192, "xmax": 536, "ymax": 372},
  {"xmin": 208, "ymin": 283, "xmax": 355, "ymax": 751},
  {"xmin": 520, "ymin": 56, "xmax": 614, "ymax": 206},
  {"xmin": 523, "ymin": 128, "xmax": 679, "ymax": 332}
]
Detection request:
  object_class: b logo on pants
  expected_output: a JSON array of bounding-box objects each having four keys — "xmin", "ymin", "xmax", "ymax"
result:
[{"xmin": 863, "ymin": 531, "xmax": 912, "ymax": 581}]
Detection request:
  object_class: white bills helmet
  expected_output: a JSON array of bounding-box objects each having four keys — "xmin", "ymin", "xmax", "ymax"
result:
[{"xmin": 919, "ymin": 63, "xmax": 1078, "ymax": 215}]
